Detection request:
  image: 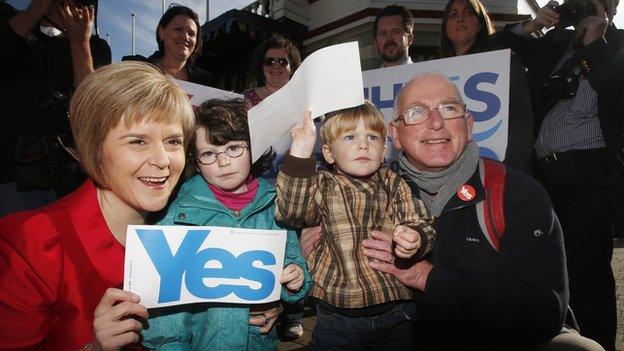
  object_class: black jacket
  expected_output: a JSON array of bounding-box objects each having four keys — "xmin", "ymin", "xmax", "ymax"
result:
[
  {"xmin": 494, "ymin": 25, "xmax": 624, "ymax": 142},
  {"xmin": 493, "ymin": 24, "xmax": 624, "ymax": 162},
  {"xmin": 581, "ymin": 31, "xmax": 624, "ymax": 175},
  {"xmin": 0, "ymin": 9, "xmax": 111, "ymax": 187},
  {"xmin": 410, "ymin": 165, "xmax": 568, "ymax": 350},
  {"xmin": 122, "ymin": 51, "xmax": 214, "ymax": 87}
]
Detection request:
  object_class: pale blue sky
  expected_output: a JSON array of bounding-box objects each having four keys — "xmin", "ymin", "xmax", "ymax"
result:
[{"xmin": 6, "ymin": 0, "xmax": 255, "ymax": 62}]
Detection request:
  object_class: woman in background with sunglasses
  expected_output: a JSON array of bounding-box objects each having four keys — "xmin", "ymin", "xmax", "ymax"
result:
[
  {"xmin": 244, "ymin": 34, "xmax": 301, "ymax": 108},
  {"xmin": 245, "ymin": 34, "xmax": 305, "ymax": 340}
]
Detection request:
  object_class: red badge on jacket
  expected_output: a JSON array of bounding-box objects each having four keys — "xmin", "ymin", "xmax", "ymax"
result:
[{"xmin": 457, "ymin": 184, "xmax": 476, "ymax": 201}]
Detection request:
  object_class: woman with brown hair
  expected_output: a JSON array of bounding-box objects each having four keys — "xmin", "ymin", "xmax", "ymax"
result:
[
  {"xmin": 0, "ymin": 61, "xmax": 195, "ymax": 350},
  {"xmin": 440, "ymin": 0, "xmax": 534, "ymax": 173},
  {"xmin": 123, "ymin": 5, "xmax": 212, "ymax": 85}
]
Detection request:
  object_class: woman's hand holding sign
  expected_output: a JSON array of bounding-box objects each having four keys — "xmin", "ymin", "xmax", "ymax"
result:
[
  {"xmin": 249, "ymin": 303, "xmax": 284, "ymax": 334},
  {"xmin": 247, "ymin": 263, "xmax": 304, "ymax": 335},
  {"xmin": 87, "ymin": 288, "xmax": 148, "ymax": 351}
]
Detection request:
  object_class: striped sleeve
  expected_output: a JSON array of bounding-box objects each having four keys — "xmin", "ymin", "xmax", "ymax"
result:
[{"xmin": 275, "ymin": 155, "xmax": 322, "ymax": 228}]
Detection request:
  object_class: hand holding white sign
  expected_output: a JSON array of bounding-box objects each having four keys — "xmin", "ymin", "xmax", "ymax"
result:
[
  {"xmin": 248, "ymin": 42, "xmax": 365, "ymax": 162},
  {"xmin": 124, "ymin": 225, "xmax": 287, "ymax": 308},
  {"xmin": 289, "ymin": 111, "xmax": 316, "ymax": 158},
  {"xmin": 90, "ymin": 288, "xmax": 148, "ymax": 351}
]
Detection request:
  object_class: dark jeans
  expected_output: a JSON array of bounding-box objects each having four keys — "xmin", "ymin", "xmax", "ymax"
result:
[
  {"xmin": 533, "ymin": 148, "xmax": 617, "ymax": 351},
  {"xmin": 307, "ymin": 302, "xmax": 417, "ymax": 351}
]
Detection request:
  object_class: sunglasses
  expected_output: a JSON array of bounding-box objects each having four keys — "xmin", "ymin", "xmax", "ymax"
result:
[{"xmin": 263, "ymin": 57, "xmax": 289, "ymax": 67}]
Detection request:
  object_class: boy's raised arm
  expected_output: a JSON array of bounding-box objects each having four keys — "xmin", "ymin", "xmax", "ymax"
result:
[{"xmin": 275, "ymin": 111, "xmax": 322, "ymax": 227}]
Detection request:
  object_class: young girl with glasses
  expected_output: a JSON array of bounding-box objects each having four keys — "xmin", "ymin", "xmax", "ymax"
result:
[{"xmin": 141, "ymin": 98, "xmax": 311, "ymax": 350}]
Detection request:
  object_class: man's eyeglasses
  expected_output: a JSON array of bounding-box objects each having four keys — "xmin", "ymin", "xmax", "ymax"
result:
[
  {"xmin": 395, "ymin": 101, "xmax": 467, "ymax": 125},
  {"xmin": 197, "ymin": 144, "xmax": 248, "ymax": 165},
  {"xmin": 263, "ymin": 57, "xmax": 289, "ymax": 67}
]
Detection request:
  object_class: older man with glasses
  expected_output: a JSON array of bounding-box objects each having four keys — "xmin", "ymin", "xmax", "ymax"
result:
[{"xmin": 359, "ymin": 72, "xmax": 604, "ymax": 350}]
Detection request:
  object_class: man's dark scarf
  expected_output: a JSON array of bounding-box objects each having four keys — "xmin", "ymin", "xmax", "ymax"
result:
[{"xmin": 399, "ymin": 141, "xmax": 479, "ymax": 216}]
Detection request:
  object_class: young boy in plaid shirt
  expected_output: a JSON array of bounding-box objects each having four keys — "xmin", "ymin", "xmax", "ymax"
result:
[{"xmin": 275, "ymin": 102, "xmax": 436, "ymax": 349}]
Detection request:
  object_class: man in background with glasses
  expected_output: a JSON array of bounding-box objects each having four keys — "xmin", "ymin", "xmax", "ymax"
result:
[{"xmin": 363, "ymin": 72, "xmax": 603, "ymax": 350}]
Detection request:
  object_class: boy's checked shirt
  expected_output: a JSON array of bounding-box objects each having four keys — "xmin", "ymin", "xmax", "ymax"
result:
[{"xmin": 275, "ymin": 155, "xmax": 436, "ymax": 309}]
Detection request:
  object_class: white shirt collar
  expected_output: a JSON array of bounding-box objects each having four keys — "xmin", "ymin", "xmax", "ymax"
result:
[
  {"xmin": 381, "ymin": 55, "xmax": 413, "ymax": 68},
  {"xmin": 39, "ymin": 25, "xmax": 63, "ymax": 37}
]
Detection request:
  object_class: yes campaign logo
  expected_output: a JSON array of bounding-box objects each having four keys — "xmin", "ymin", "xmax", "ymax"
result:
[{"xmin": 124, "ymin": 225, "xmax": 287, "ymax": 308}]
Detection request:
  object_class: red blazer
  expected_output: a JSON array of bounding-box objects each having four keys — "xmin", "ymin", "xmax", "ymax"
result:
[{"xmin": 0, "ymin": 180, "xmax": 125, "ymax": 350}]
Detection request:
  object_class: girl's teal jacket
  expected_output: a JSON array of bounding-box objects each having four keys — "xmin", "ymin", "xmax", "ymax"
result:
[{"xmin": 142, "ymin": 175, "xmax": 311, "ymax": 350}]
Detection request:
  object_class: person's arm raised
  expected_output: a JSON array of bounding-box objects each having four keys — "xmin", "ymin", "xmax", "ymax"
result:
[
  {"xmin": 57, "ymin": 1, "xmax": 95, "ymax": 87},
  {"xmin": 575, "ymin": 0, "xmax": 608, "ymax": 46},
  {"xmin": 289, "ymin": 111, "xmax": 316, "ymax": 159},
  {"xmin": 275, "ymin": 111, "xmax": 322, "ymax": 228},
  {"xmin": 521, "ymin": 0, "xmax": 560, "ymax": 34}
]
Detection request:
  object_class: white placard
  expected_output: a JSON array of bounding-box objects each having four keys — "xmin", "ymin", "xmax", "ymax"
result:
[
  {"xmin": 176, "ymin": 79, "xmax": 243, "ymax": 108},
  {"xmin": 248, "ymin": 42, "xmax": 365, "ymax": 162},
  {"xmin": 124, "ymin": 225, "xmax": 287, "ymax": 308}
]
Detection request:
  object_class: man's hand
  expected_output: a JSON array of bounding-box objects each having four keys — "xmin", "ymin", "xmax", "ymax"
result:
[
  {"xmin": 249, "ymin": 303, "xmax": 284, "ymax": 334},
  {"xmin": 280, "ymin": 264, "xmax": 304, "ymax": 293},
  {"xmin": 90, "ymin": 288, "xmax": 148, "ymax": 351},
  {"xmin": 289, "ymin": 111, "xmax": 317, "ymax": 158},
  {"xmin": 576, "ymin": 0, "xmax": 609, "ymax": 45},
  {"xmin": 392, "ymin": 225, "xmax": 421, "ymax": 258},
  {"xmin": 363, "ymin": 230, "xmax": 433, "ymax": 292},
  {"xmin": 523, "ymin": 0, "xmax": 560, "ymax": 34},
  {"xmin": 300, "ymin": 226, "xmax": 322, "ymax": 259}
]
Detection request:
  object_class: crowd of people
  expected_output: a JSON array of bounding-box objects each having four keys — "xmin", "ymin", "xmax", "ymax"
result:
[{"xmin": 0, "ymin": 0, "xmax": 622, "ymax": 350}]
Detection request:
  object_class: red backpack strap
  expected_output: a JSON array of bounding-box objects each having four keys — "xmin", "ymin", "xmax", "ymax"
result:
[{"xmin": 476, "ymin": 158, "xmax": 507, "ymax": 252}]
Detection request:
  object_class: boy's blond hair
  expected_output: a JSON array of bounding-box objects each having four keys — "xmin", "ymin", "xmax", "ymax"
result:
[{"xmin": 320, "ymin": 101, "xmax": 387, "ymax": 145}]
